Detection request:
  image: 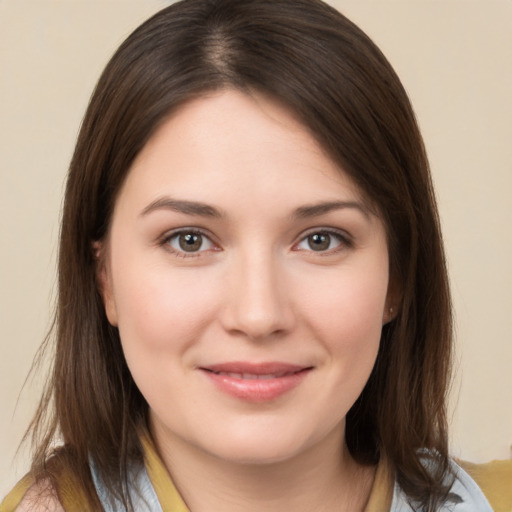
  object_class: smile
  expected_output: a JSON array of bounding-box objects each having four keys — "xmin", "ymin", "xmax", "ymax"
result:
[{"xmin": 199, "ymin": 362, "xmax": 313, "ymax": 402}]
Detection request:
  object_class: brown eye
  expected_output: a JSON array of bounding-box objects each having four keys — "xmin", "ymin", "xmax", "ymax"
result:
[
  {"xmin": 296, "ymin": 230, "xmax": 348, "ymax": 253},
  {"xmin": 179, "ymin": 233, "xmax": 203, "ymax": 252},
  {"xmin": 307, "ymin": 233, "xmax": 331, "ymax": 251},
  {"xmin": 167, "ymin": 231, "xmax": 214, "ymax": 254}
]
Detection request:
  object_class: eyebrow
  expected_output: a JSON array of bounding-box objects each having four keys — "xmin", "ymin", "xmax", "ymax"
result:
[
  {"xmin": 140, "ymin": 197, "xmax": 223, "ymax": 218},
  {"xmin": 292, "ymin": 201, "xmax": 371, "ymax": 220}
]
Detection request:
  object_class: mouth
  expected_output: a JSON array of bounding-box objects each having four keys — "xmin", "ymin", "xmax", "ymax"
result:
[
  {"xmin": 198, "ymin": 362, "xmax": 313, "ymax": 402},
  {"xmin": 205, "ymin": 370, "xmax": 301, "ymax": 380}
]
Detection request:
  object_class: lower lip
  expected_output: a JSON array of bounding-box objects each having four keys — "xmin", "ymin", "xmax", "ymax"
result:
[{"xmin": 201, "ymin": 369, "xmax": 311, "ymax": 403}]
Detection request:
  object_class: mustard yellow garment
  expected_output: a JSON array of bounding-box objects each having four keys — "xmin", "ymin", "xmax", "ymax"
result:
[
  {"xmin": 141, "ymin": 433, "xmax": 189, "ymax": 512},
  {"xmin": 0, "ymin": 465, "xmax": 89, "ymax": 511},
  {"xmin": 2, "ymin": 437, "xmax": 511, "ymax": 511},
  {"xmin": 459, "ymin": 459, "xmax": 512, "ymax": 512}
]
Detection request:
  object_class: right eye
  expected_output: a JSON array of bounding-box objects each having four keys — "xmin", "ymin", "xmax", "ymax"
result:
[{"xmin": 164, "ymin": 230, "xmax": 215, "ymax": 256}]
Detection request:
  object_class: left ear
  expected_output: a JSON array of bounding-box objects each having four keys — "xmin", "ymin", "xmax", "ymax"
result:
[
  {"xmin": 382, "ymin": 304, "xmax": 398, "ymax": 325},
  {"xmin": 382, "ymin": 278, "xmax": 401, "ymax": 325},
  {"xmin": 92, "ymin": 240, "xmax": 119, "ymax": 327}
]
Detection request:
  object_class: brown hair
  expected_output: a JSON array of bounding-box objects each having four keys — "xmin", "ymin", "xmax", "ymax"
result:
[{"xmin": 27, "ymin": 0, "xmax": 452, "ymax": 509}]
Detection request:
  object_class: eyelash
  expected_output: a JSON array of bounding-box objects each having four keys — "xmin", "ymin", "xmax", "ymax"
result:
[
  {"xmin": 160, "ymin": 229, "xmax": 218, "ymax": 258},
  {"xmin": 293, "ymin": 228, "xmax": 353, "ymax": 255},
  {"xmin": 159, "ymin": 228, "xmax": 353, "ymax": 258}
]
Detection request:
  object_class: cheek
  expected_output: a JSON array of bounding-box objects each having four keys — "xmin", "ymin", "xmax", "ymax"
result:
[
  {"xmin": 111, "ymin": 260, "xmax": 225, "ymax": 416},
  {"xmin": 111, "ymin": 256, "xmax": 221, "ymax": 363},
  {"xmin": 299, "ymin": 263, "xmax": 388, "ymax": 376},
  {"xmin": 304, "ymin": 262, "xmax": 388, "ymax": 328}
]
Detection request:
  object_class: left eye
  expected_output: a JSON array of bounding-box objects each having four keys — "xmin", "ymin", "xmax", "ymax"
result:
[
  {"xmin": 296, "ymin": 231, "xmax": 345, "ymax": 252},
  {"xmin": 167, "ymin": 231, "xmax": 214, "ymax": 254}
]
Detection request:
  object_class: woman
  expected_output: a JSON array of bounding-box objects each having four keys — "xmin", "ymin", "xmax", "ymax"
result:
[{"xmin": 2, "ymin": 0, "xmax": 511, "ymax": 511}]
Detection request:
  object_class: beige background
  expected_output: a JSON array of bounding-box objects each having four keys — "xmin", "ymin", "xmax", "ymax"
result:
[{"xmin": 1, "ymin": 0, "xmax": 511, "ymax": 497}]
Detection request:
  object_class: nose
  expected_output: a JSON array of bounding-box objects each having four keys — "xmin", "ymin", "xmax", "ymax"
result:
[{"xmin": 219, "ymin": 250, "xmax": 296, "ymax": 341}]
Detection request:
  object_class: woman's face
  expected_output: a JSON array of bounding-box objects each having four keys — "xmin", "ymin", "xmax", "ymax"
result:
[{"xmin": 100, "ymin": 90, "xmax": 393, "ymax": 465}]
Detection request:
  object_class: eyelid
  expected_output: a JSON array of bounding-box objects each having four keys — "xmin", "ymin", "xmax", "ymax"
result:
[
  {"xmin": 160, "ymin": 227, "xmax": 220, "ymax": 257},
  {"xmin": 293, "ymin": 227, "xmax": 353, "ymax": 253}
]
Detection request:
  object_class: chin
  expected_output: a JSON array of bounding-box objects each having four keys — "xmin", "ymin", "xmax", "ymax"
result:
[
  {"xmin": 210, "ymin": 442, "xmax": 305, "ymax": 466},
  {"xmin": 196, "ymin": 423, "xmax": 321, "ymax": 467}
]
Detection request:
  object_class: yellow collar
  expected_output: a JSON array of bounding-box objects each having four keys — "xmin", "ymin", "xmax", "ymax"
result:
[{"xmin": 141, "ymin": 431, "xmax": 190, "ymax": 511}]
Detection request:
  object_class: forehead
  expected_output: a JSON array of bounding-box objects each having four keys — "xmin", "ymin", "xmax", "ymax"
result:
[{"xmin": 115, "ymin": 89, "xmax": 368, "ymax": 216}]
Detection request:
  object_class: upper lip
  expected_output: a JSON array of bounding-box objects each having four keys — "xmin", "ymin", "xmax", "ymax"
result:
[{"xmin": 200, "ymin": 362, "xmax": 311, "ymax": 376}]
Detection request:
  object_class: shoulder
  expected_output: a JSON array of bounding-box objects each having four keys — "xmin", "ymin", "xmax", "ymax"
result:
[
  {"xmin": 387, "ymin": 455, "xmax": 512, "ymax": 512},
  {"xmin": 458, "ymin": 459, "xmax": 512, "ymax": 512},
  {"xmin": 1, "ymin": 460, "xmax": 90, "ymax": 512},
  {"xmin": 1, "ymin": 478, "xmax": 64, "ymax": 512},
  {"xmin": 15, "ymin": 482, "xmax": 64, "ymax": 512}
]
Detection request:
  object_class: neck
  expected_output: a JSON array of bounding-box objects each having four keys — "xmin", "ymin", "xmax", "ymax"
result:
[{"xmin": 151, "ymin": 423, "xmax": 375, "ymax": 512}]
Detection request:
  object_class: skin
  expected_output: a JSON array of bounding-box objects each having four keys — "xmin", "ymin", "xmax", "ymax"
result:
[{"xmin": 98, "ymin": 89, "xmax": 394, "ymax": 512}]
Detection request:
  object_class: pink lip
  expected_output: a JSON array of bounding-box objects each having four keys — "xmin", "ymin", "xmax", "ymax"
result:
[{"xmin": 199, "ymin": 362, "xmax": 312, "ymax": 403}]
